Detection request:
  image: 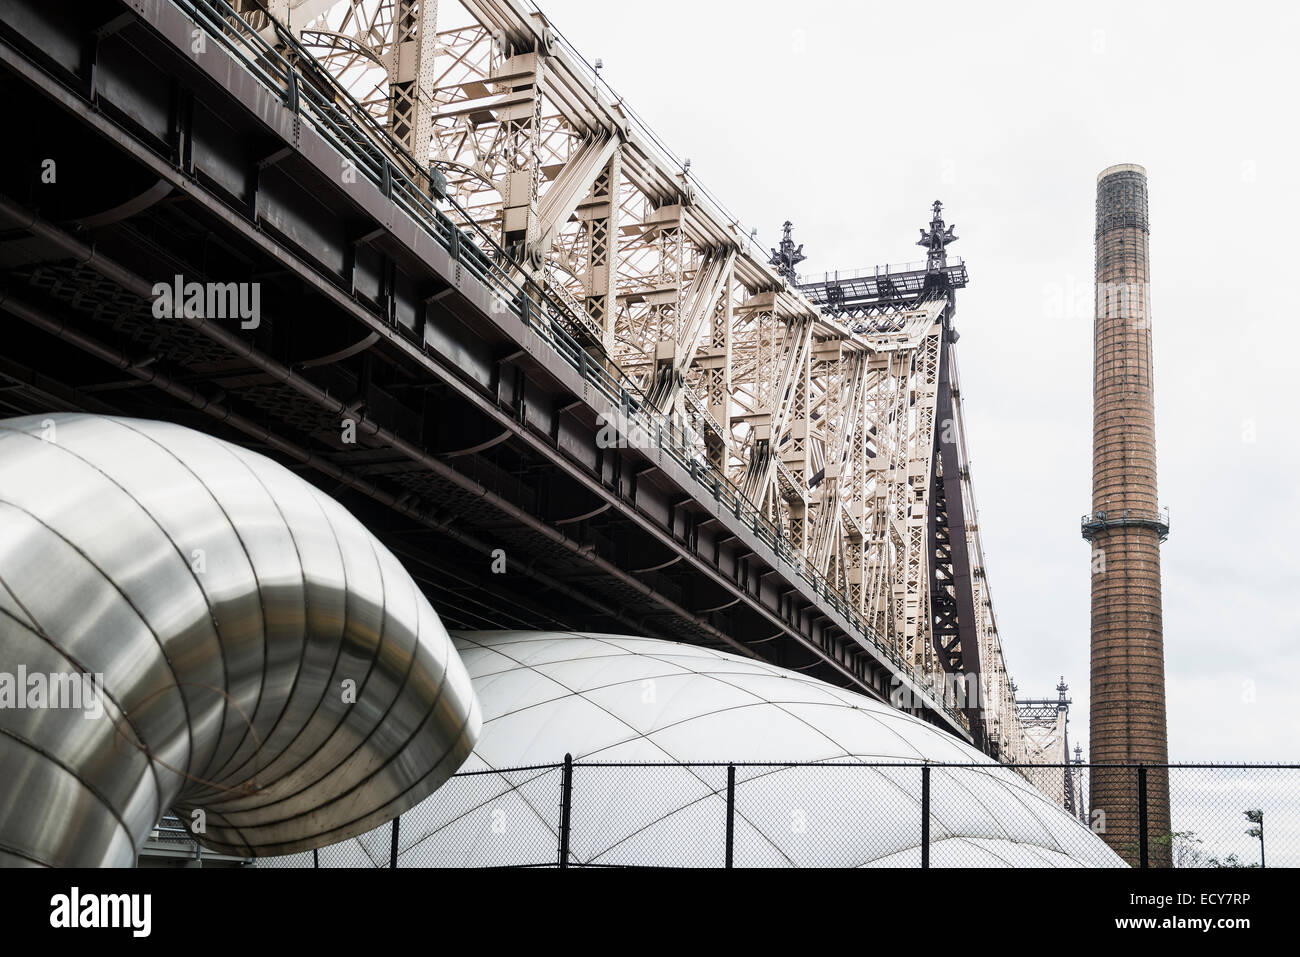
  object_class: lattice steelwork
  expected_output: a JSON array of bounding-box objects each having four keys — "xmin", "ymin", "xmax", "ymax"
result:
[
  {"xmin": 232, "ymin": 0, "xmax": 1032, "ymax": 761},
  {"xmin": 1017, "ymin": 680, "xmax": 1078, "ymax": 814}
]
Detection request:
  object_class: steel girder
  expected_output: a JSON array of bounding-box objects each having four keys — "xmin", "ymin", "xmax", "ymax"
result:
[
  {"xmin": 0, "ymin": 0, "xmax": 971, "ymax": 743},
  {"xmin": 0, "ymin": 0, "xmax": 1038, "ymax": 761}
]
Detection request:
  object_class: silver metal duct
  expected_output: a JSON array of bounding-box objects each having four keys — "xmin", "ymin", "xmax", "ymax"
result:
[{"xmin": 0, "ymin": 413, "xmax": 480, "ymax": 866}]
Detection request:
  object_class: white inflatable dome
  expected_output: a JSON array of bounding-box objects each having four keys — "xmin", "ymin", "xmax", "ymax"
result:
[{"xmin": 270, "ymin": 632, "xmax": 1122, "ymax": 868}]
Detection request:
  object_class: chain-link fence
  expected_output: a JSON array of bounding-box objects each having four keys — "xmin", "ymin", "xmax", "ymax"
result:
[
  {"xmin": 234, "ymin": 761, "xmax": 1297, "ymax": 869},
  {"xmin": 1165, "ymin": 766, "xmax": 1288, "ymax": 868}
]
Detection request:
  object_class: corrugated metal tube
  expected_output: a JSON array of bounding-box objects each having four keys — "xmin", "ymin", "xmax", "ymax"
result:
[{"xmin": 0, "ymin": 413, "xmax": 480, "ymax": 866}]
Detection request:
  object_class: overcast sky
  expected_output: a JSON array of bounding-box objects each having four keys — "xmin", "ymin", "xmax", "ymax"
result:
[{"xmin": 538, "ymin": 0, "xmax": 1300, "ymax": 761}]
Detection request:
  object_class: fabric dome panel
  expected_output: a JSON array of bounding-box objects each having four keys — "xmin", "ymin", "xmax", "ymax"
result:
[{"xmin": 266, "ymin": 631, "xmax": 1122, "ymax": 868}]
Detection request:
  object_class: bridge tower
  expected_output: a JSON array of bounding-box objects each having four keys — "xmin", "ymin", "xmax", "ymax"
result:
[
  {"xmin": 1016, "ymin": 678, "xmax": 1076, "ymax": 813},
  {"xmin": 1083, "ymin": 164, "xmax": 1171, "ymax": 866}
]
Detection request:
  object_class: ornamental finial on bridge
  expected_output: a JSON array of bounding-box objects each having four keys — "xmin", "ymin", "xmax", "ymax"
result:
[
  {"xmin": 918, "ymin": 200, "xmax": 958, "ymax": 273},
  {"xmin": 769, "ymin": 220, "xmax": 807, "ymax": 285}
]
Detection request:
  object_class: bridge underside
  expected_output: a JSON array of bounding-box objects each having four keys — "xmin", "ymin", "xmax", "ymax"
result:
[{"xmin": 0, "ymin": 0, "xmax": 973, "ymax": 738}]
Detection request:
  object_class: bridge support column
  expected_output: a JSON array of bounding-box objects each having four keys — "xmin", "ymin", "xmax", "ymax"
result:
[
  {"xmin": 388, "ymin": 1, "xmax": 439, "ymax": 170},
  {"xmin": 581, "ymin": 150, "xmax": 622, "ymax": 354},
  {"xmin": 699, "ymin": 259, "xmax": 733, "ymax": 473}
]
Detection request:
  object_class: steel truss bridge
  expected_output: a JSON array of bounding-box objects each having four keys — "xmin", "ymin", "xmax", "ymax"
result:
[
  {"xmin": 1017, "ymin": 681, "xmax": 1085, "ymax": 819},
  {"xmin": 0, "ymin": 0, "xmax": 1059, "ymax": 767}
]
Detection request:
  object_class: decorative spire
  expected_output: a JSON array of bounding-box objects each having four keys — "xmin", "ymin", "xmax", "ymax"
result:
[
  {"xmin": 768, "ymin": 220, "xmax": 806, "ymax": 285},
  {"xmin": 917, "ymin": 199, "xmax": 957, "ymax": 273}
]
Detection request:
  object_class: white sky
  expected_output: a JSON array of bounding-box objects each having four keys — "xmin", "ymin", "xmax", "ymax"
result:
[{"xmin": 538, "ymin": 0, "xmax": 1300, "ymax": 761}]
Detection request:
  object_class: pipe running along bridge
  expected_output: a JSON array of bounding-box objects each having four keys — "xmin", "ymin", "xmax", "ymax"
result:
[{"xmin": 0, "ymin": 0, "xmax": 1056, "ymax": 767}]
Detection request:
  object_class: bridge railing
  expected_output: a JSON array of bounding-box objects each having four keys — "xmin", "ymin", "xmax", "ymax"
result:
[
  {"xmin": 167, "ymin": 0, "xmax": 961, "ymax": 726},
  {"xmin": 795, "ymin": 258, "xmax": 966, "ymax": 286},
  {"xmin": 1081, "ymin": 506, "xmax": 1171, "ymax": 542},
  {"xmin": 244, "ymin": 760, "xmax": 1299, "ymax": 869}
]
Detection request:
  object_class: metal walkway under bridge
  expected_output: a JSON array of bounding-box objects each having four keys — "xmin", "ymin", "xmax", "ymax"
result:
[{"xmin": 0, "ymin": 0, "xmax": 1043, "ymax": 762}]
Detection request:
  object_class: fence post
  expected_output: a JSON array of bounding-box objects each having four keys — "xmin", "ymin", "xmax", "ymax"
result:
[
  {"xmin": 558, "ymin": 752, "xmax": 573, "ymax": 869},
  {"xmin": 389, "ymin": 815, "xmax": 400, "ymax": 869},
  {"xmin": 312, "ymin": 847, "xmax": 319, "ymax": 869},
  {"xmin": 1137, "ymin": 765, "xmax": 1149, "ymax": 869},
  {"xmin": 725, "ymin": 764, "xmax": 736, "ymax": 869},
  {"xmin": 920, "ymin": 765, "xmax": 931, "ymax": 869}
]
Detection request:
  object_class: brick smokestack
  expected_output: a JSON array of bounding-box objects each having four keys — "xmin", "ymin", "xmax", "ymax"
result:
[{"xmin": 1084, "ymin": 164, "xmax": 1172, "ymax": 867}]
